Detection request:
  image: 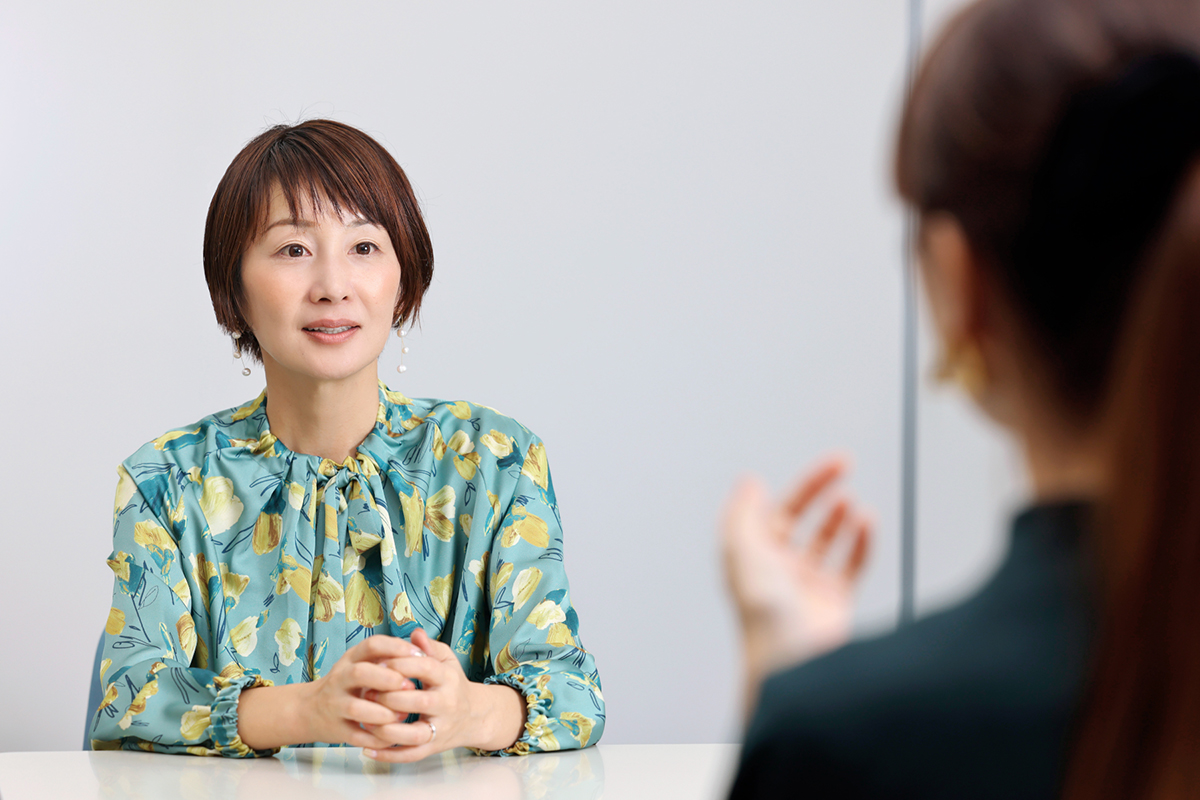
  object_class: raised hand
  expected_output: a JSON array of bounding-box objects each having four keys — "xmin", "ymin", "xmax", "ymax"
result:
[{"xmin": 721, "ymin": 455, "xmax": 873, "ymax": 714}]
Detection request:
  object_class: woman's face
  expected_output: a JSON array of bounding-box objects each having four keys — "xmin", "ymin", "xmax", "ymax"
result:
[{"xmin": 239, "ymin": 187, "xmax": 401, "ymax": 385}]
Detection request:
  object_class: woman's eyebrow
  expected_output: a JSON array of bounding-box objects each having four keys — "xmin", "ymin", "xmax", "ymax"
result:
[
  {"xmin": 263, "ymin": 217, "xmax": 311, "ymax": 231},
  {"xmin": 262, "ymin": 217, "xmax": 374, "ymax": 232}
]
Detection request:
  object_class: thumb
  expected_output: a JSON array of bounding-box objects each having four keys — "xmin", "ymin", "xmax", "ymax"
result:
[{"xmin": 722, "ymin": 476, "xmax": 770, "ymax": 547}]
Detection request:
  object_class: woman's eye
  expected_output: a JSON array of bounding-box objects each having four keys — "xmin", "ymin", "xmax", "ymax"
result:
[
  {"xmin": 286, "ymin": 244, "xmax": 307, "ymax": 258},
  {"xmin": 355, "ymin": 242, "xmax": 377, "ymax": 255}
]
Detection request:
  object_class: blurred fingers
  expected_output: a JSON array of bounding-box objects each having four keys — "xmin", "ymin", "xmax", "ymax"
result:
[
  {"xmin": 807, "ymin": 495, "xmax": 850, "ymax": 562},
  {"xmin": 843, "ymin": 513, "xmax": 874, "ymax": 584},
  {"xmin": 780, "ymin": 455, "xmax": 849, "ymax": 527}
]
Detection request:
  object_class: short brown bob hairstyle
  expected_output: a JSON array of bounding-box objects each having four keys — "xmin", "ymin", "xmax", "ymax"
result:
[{"xmin": 203, "ymin": 119, "xmax": 434, "ymax": 363}]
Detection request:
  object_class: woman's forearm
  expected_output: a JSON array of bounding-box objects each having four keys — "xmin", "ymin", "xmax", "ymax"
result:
[
  {"xmin": 467, "ymin": 682, "xmax": 525, "ymax": 751},
  {"xmin": 237, "ymin": 683, "xmax": 316, "ymax": 750}
]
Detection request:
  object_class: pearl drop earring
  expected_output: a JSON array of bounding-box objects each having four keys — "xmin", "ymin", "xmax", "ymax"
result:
[
  {"xmin": 231, "ymin": 331, "xmax": 251, "ymax": 376},
  {"xmin": 396, "ymin": 326, "xmax": 410, "ymax": 373}
]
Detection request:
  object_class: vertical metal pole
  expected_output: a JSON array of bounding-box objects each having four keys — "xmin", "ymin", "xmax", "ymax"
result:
[{"xmin": 900, "ymin": 0, "xmax": 923, "ymax": 625}]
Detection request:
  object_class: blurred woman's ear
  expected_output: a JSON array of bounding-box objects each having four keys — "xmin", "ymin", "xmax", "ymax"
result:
[
  {"xmin": 919, "ymin": 213, "xmax": 991, "ymax": 395},
  {"xmin": 919, "ymin": 214, "xmax": 973, "ymax": 349}
]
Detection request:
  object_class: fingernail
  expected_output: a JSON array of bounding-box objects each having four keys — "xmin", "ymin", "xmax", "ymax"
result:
[{"xmin": 364, "ymin": 749, "xmax": 377, "ymax": 758}]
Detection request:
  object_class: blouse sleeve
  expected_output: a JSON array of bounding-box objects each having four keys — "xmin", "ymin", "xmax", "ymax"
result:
[
  {"xmin": 474, "ymin": 437, "xmax": 606, "ymax": 755},
  {"xmin": 88, "ymin": 465, "xmax": 276, "ymax": 757}
]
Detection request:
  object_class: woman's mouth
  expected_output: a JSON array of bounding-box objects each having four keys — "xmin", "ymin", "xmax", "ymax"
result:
[{"xmin": 302, "ymin": 324, "xmax": 360, "ymax": 343}]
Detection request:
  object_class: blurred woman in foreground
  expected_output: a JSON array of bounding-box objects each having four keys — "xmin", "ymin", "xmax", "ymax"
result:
[{"xmin": 724, "ymin": 0, "xmax": 1200, "ymax": 796}]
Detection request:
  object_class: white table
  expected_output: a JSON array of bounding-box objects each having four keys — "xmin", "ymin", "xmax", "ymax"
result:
[{"xmin": 0, "ymin": 744, "xmax": 739, "ymax": 800}]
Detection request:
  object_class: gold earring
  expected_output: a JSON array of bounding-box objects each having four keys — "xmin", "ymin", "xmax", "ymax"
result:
[{"xmin": 934, "ymin": 340, "xmax": 987, "ymax": 399}]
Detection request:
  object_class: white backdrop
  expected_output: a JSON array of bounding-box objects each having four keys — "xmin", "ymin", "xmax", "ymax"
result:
[{"xmin": 0, "ymin": 0, "xmax": 1018, "ymax": 752}]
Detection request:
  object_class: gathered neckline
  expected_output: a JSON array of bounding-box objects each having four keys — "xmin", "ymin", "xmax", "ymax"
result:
[{"xmin": 235, "ymin": 381, "xmax": 413, "ymax": 477}]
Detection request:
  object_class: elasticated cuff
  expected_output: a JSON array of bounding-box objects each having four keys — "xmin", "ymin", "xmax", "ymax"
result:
[
  {"xmin": 210, "ymin": 674, "xmax": 280, "ymax": 758},
  {"xmin": 469, "ymin": 670, "xmax": 556, "ymax": 757}
]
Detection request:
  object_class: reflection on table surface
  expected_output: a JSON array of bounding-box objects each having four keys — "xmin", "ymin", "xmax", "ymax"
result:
[{"xmin": 0, "ymin": 744, "xmax": 738, "ymax": 800}]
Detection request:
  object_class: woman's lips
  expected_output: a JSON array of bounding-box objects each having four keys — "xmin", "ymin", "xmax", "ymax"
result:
[{"xmin": 302, "ymin": 324, "xmax": 360, "ymax": 344}]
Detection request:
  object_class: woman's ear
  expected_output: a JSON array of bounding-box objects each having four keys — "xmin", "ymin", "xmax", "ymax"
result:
[{"xmin": 918, "ymin": 213, "xmax": 983, "ymax": 349}]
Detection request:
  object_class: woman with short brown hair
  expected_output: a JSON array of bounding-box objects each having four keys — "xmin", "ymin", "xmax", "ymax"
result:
[{"xmin": 89, "ymin": 119, "xmax": 604, "ymax": 760}]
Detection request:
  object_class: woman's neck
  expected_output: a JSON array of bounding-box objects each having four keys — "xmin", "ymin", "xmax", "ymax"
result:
[
  {"xmin": 1016, "ymin": 402, "xmax": 1106, "ymax": 503},
  {"xmin": 260, "ymin": 363, "xmax": 381, "ymax": 463}
]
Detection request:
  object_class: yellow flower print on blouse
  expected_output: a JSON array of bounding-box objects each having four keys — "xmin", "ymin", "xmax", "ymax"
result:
[
  {"xmin": 492, "ymin": 562, "xmax": 514, "ymax": 596},
  {"xmin": 526, "ymin": 714, "xmax": 560, "ymax": 752},
  {"xmin": 346, "ymin": 573, "xmax": 385, "ymax": 627},
  {"xmin": 133, "ymin": 522, "xmax": 177, "ymax": 577},
  {"xmin": 92, "ymin": 385, "xmax": 603, "ymax": 757},
  {"xmin": 181, "ymin": 706, "xmax": 211, "ymax": 741},
  {"xmin": 521, "ymin": 442, "xmax": 549, "ymax": 491},
  {"xmin": 152, "ymin": 428, "xmax": 202, "ymax": 451},
  {"xmin": 219, "ymin": 565, "xmax": 250, "ymax": 609},
  {"xmin": 311, "ymin": 561, "xmax": 346, "ymax": 622},
  {"xmin": 468, "ymin": 552, "xmax": 489, "ymax": 590},
  {"xmin": 113, "ymin": 466, "xmax": 137, "ymax": 520},
  {"xmin": 230, "ymin": 613, "xmax": 264, "ymax": 657},
  {"xmin": 514, "ymin": 568, "xmax": 542, "ymax": 611},
  {"xmin": 501, "ymin": 506, "xmax": 549, "ymax": 549},
  {"xmin": 528, "ymin": 600, "xmax": 566, "ymax": 630},
  {"xmin": 199, "ymin": 477, "xmax": 244, "ymax": 536},
  {"xmin": 559, "ymin": 712, "xmax": 596, "ymax": 748},
  {"xmin": 399, "ymin": 485, "xmax": 425, "ymax": 558},
  {"xmin": 106, "ymin": 553, "xmax": 131, "ymax": 583},
  {"xmin": 430, "ymin": 571, "xmax": 454, "ymax": 620},
  {"xmin": 177, "ymin": 613, "xmax": 197, "ymax": 662},
  {"xmin": 251, "ymin": 512, "xmax": 283, "ymax": 555},
  {"xmin": 431, "ymin": 424, "xmax": 447, "ymax": 460},
  {"xmin": 117, "ymin": 679, "xmax": 159, "ymax": 730},
  {"xmin": 480, "ymin": 430, "xmax": 514, "ymax": 458},
  {"xmin": 275, "ymin": 618, "xmax": 303, "ymax": 666},
  {"xmin": 390, "ymin": 592, "xmax": 416, "ymax": 627},
  {"xmin": 425, "ymin": 486, "xmax": 456, "ymax": 542}
]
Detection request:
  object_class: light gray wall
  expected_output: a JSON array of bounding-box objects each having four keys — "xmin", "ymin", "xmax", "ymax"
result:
[
  {"xmin": 1, "ymin": 0, "xmax": 1019, "ymax": 752},
  {"xmin": 911, "ymin": 0, "xmax": 1020, "ymax": 616}
]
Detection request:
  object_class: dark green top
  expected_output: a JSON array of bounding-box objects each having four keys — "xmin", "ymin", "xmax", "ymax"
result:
[{"xmin": 730, "ymin": 503, "xmax": 1096, "ymax": 800}]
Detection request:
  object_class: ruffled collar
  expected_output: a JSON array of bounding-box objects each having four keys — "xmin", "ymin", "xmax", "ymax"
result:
[{"xmin": 233, "ymin": 380, "xmax": 417, "ymax": 478}]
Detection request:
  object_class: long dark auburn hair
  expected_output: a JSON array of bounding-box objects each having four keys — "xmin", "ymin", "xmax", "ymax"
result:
[{"xmin": 896, "ymin": 0, "xmax": 1200, "ymax": 796}]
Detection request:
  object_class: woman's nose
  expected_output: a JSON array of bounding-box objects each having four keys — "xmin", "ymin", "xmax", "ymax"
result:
[{"xmin": 309, "ymin": 251, "xmax": 352, "ymax": 303}]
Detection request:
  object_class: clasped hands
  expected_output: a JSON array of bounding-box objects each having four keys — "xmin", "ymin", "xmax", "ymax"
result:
[
  {"xmin": 722, "ymin": 455, "xmax": 874, "ymax": 715},
  {"xmin": 304, "ymin": 627, "xmax": 505, "ymax": 762}
]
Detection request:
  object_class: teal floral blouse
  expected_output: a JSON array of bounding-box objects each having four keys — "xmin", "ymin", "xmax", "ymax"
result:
[{"xmin": 90, "ymin": 383, "xmax": 604, "ymax": 757}]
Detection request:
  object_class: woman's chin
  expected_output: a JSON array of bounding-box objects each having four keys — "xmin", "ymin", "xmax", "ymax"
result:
[{"xmin": 264, "ymin": 354, "xmax": 381, "ymax": 386}]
